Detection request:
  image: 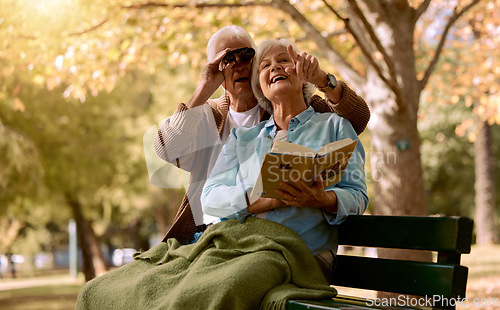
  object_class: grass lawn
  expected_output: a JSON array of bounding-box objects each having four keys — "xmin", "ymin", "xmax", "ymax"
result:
[
  {"xmin": 334, "ymin": 244, "xmax": 500, "ymax": 309},
  {"xmin": 0, "ymin": 245, "xmax": 499, "ymax": 310},
  {"xmin": 0, "ymin": 273, "xmax": 84, "ymax": 310},
  {"xmin": 459, "ymin": 244, "xmax": 500, "ymax": 310}
]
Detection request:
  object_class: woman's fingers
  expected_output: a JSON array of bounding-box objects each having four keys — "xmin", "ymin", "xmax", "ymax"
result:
[
  {"xmin": 287, "ymin": 45, "xmax": 298, "ymax": 62},
  {"xmin": 274, "ymin": 174, "xmax": 329, "ymax": 208},
  {"xmin": 307, "ymin": 56, "xmax": 319, "ymax": 79},
  {"xmin": 286, "ymin": 44, "xmax": 322, "ymax": 84},
  {"xmin": 275, "ymin": 189, "xmax": 296, "ymax": 202}
]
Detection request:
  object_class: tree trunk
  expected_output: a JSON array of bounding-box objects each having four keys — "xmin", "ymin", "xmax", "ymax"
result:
[
  {"xmin": 69, "ymin": 197, "xmax": 95, "ymax": 281},
  {"xmin": 128, "ymin": 218, "xmax": 150, "ymax": 251},
  {"xmin": 88, "ymin": 221, "xmax": 109, "ymax": 275},
  {"xmin": 364, "ymin": 69, "xmax": 431, "ymax": 302},
  {"xmin": 349, "ymin": 3, "xmax": 432, "ymax": 300},
  {"xmin": 154, "ymin": 205, "xmax": 169, "ymax": 237},
  {"xmin": 364, "ymin": 72, "xmax": 427, "ymax": 218},
  {"xmin": 68, "ymin": 195, "xmax": 108, "ymax": 281},
  {"xmin": 474, "ymin": 120, "xmax": 499, "ymax": 244}
]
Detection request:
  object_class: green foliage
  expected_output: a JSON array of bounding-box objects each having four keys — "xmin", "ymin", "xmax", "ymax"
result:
[
  {"xmin": 0, "ymin": 65, "xmax": 188, "ymax": 254},
  {"xmin": 420, "ymin": 96, "xmax": 500, "ymax": 217}
]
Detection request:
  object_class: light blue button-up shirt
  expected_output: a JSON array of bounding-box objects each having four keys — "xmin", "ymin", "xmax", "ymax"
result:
[{"xmin": 201, "ymin": 106, "xmax": 368, "ymax": 254}]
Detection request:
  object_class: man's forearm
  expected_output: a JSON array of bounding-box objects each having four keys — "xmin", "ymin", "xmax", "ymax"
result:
[{"xmin": 187, "ymin": 82, "xmax": 219, "ymax": 109}]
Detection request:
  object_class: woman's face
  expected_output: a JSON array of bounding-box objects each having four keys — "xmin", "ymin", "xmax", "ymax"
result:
[{"xmin": 258, "ymin": 45, "xmax": 301, "ymax": 101}]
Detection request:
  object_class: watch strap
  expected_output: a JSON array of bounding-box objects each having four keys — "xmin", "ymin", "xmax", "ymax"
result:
[{"xmin": 316, "ymin": 73, "xmax": 337, "ymax": 92}]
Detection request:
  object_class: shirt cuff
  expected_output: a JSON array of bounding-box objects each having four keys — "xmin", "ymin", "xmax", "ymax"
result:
[
  {"xmin": 322, "ymin": 188, "xmax": 350, "ymax": 225},
  {"xmin": 231, "ymin": 193, "xmax": 251, "ymax": 223}
]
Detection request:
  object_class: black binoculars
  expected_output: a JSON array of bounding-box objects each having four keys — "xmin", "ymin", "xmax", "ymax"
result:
[{"xmin": 222, "ymin": 47, "xmax": 255, "ymax": 65}]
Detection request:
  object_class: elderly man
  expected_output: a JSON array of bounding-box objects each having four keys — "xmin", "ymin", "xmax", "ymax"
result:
[{"xmin": 154, "ymin": 25, "xmax": 370, "ymax": 244}]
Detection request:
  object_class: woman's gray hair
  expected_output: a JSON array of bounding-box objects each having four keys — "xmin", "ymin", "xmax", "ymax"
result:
[
  {"xmin": 206, "ymin": 25, "xmax": 256, "ymax": 61},
  {"xmin": 251, "ymin": 38, "xmax": 315, "ymax": 113}
]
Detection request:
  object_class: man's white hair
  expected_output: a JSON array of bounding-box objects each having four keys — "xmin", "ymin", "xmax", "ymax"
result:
[
  {"xmin": 251, "ymin": 38, "xmax": 315, "ymax": 113},
  {"xmin": 206, "ymin": 25, "xmax": 256, "ymax": 61}
]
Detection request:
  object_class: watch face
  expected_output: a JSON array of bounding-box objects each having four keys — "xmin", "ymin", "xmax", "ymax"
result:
[
  {"xmin": 316, "ymin": 73, "xmax": 337, "ymax": 92},
  {"xmin": 327, "ymin": 74, "xmax": 337, "ymax": 88}
]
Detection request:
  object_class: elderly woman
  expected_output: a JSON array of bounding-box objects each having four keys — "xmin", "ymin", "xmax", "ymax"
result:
[{"xmin": 201, "ymin": 38, "xmax": 369, "ymax": 257}]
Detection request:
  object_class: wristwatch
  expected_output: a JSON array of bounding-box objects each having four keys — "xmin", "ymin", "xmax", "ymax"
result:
[{"xmin": 316, "ymin": 73, "xmax": 337, "ymax": 92}]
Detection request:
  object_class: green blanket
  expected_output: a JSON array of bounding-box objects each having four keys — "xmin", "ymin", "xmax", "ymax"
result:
[{"xmin": 76, "ymin": 217, "xmax": 337, "ymax": 310}]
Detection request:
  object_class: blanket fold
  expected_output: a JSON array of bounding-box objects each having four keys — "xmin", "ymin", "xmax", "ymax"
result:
[{"xmin": 77, "ymin": 217, "xmax": 336, "ymax": 310}]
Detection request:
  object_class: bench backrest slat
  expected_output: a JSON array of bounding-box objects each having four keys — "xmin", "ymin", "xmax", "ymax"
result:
[
  {"xmin": 337, "ymin": 215, "xmax": 473, "ymax": 253},
  {"xmin": 331, "ymin": 255, "xmax": 469, "ymax": 298}
]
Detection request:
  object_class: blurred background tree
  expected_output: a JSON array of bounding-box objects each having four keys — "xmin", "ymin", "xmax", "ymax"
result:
[
  {"xmin": 419, "ymin": 1, "xmax": 499, "ymax": 244},
  {"xmin": 0, "ymin": 0, "xmax": 498, "ymax": 281}
]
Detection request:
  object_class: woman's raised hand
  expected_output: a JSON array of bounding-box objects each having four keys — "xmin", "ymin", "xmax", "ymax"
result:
[{"xmin": 285, "ymin": 45, "xmax": 327, "ymax": 88}]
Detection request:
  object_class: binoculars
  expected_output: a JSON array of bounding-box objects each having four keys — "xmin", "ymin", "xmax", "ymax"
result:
[{"xmin": 222, "ymin": 47, "xmax": 255, "ymax": 65}]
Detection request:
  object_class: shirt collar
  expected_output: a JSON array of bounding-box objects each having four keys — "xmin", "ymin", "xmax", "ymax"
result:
[
  {"xmin": 295, "ymin": 106, "xmax": 315, "ymax": 123},
  {"xmin": 265, "ymin": 106, "xmax": 315, "ymax": 128}
]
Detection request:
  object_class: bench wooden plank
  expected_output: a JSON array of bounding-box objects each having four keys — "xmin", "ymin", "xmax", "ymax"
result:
[
  {"xmin": 337, "ymin": 216, "xmax": 473, "ymax": 253},
  {"xmin": 287, "ymin": 298, "xmax": 374, "ymax": 310},
  {"xmin": 288, "ymin": 296, "xmax": 417, "ymax": 310},
  {"xmin": 331, "ymin": 255, "xmax": 469, "ymax": 297}
]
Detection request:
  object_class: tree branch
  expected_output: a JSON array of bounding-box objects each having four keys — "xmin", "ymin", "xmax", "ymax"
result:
[
  {"xmin": 346, "ymin": 0, "xmax": 398, "ymax": 86},
  {"xmin": 272, "ymin": 0, "xmax": 364, "ymax": 86},
  {"xmin": 68, "ymin": 18, "xmax": 110, "ymax": 37},
  {"xmin": 296, "ymin": 29, "xmax": 347, "ymax": 43},
  {"xmin": 121, "ymin": 1, "xmax": 270, "ymax": 10},
  {"xmin": 419, "ymin": 0, "xmax": 481, "ymax": 92},
  {"xmin": 414, "ymin": 0, "xmax": 431, "ymax": 24},
  {"xmin": 320, "ymin": 0, "xmax": 396, "ymax": 88},
  {"xmin": 68, "ymin": 1, "xmax": 271, "ymax": 37}
]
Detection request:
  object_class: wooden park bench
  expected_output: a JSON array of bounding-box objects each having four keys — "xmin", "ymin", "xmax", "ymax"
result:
[{"xmin": 288, "ymin": 215, "xmax": 474, "ymax": 310}]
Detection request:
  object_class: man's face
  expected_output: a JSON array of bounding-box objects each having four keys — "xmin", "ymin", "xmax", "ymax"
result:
[{"xmin": 214, "ymin": 37, "xmax": 254, "ymax": 97}]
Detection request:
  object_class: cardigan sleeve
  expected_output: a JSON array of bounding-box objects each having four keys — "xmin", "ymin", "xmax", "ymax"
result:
[
  {"xmin": 153, "ymin": 102, "xmax": 222, "ymax": 172},
  {"xmin": 310, "ymin": 81, "xmax": 370, "ymax": 135}
]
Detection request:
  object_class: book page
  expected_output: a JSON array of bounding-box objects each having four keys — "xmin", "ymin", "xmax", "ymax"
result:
[
  {"xmin": 270, "ymin": 140, "xmax": 316, "ymax": 157},
  {"xmin": 250, "ymin": 153, "xmax": 315, "ymax": 200},
  {"xmin": 316, "ymin": 138, "xmax": 354, "ymax": 157},
  {"xmin": 313, "ymin": 140, "xmax": 357, "ymax": 187},
  {"xmin": 314, "ymin": 153, "xmax": 351, "ymax": 187}
]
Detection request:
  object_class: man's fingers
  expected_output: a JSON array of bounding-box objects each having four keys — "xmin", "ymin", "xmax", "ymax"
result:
[
  {"xmin": 213, "ymin": 48, "xmax": 230, "ymax": 63},
  {"xmin": 288, "ymin": 177, "xmax": 310, "ymax": 192},
  {"xmin": 212, "ymin": 48, "xmax": 231, "ymax": 71}
]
